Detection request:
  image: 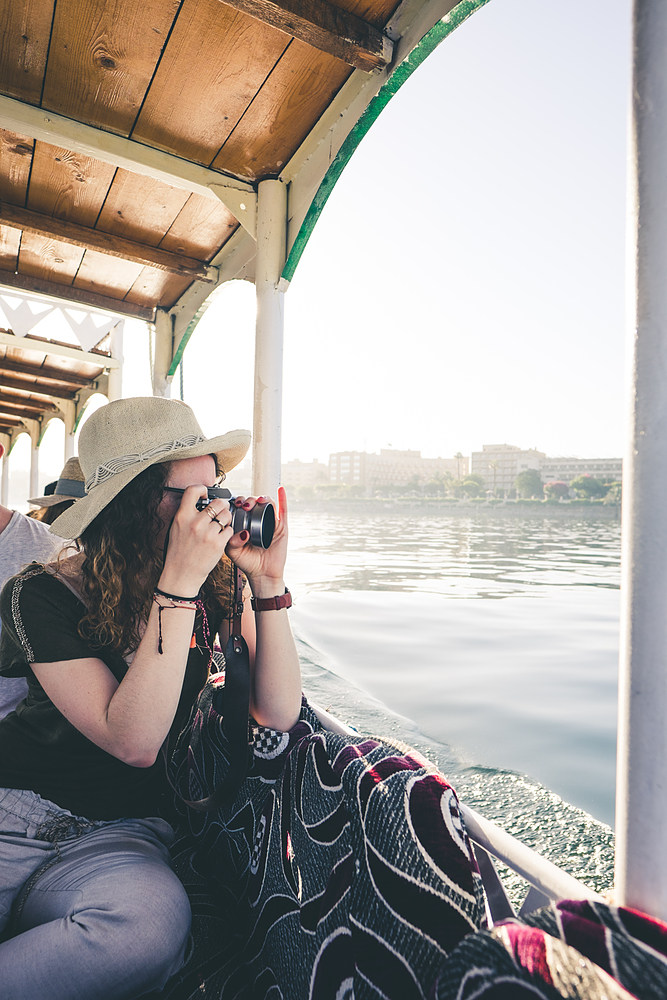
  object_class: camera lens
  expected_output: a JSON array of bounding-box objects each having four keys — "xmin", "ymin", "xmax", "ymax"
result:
[
  {"xmin": 230, "ymin": 501, "xmax": 275, "ymax": 549},
  {"xmin": 254, "ymin": 502, "xmax": 275, "ymax": 549}
]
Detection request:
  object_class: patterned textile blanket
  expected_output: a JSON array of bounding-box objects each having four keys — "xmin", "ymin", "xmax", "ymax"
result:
[
  {"xmin": 161, "ymin": 684, "xmax": 485, "ymax": 999},
  {"xmin": 435, "ymin": 898, "xmax": 667, "ymax": 999}
]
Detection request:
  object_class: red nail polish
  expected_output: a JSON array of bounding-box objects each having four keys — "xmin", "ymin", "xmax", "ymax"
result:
[
  {"xmin": 240, "ymin": 530, "xmax": 249, "ymax": 541},
  {"xmin": 257, "ymin": 496, "xmax": 266, "ymax": 503},
  {"xmin": 234, "ymin": 498, "xmax": 244, "ymax": 506},
  {"xmin": 242, "ymin": 502, "xmax": 251, "ymax": 509}
]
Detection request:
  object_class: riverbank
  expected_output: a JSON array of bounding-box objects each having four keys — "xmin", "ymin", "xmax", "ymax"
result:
[{"xmin": 289, "ymin": 498, "xmax": 621, "ymax": 519}]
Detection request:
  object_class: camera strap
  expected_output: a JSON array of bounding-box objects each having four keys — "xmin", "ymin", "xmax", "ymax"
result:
[{"xmin": 169, "ymin": 563, "xmax": 252, "ymax": 813}]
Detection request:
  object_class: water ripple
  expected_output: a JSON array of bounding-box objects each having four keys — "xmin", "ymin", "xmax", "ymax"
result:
[{"xmin": 288, "ymin": 512, "xmax": 620, "ymax": 599}]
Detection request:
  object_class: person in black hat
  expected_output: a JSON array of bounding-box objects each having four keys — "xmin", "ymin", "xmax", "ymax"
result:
[{"xmin": 27, "ymin": 456, "xmax": 86, "ymax": 526}]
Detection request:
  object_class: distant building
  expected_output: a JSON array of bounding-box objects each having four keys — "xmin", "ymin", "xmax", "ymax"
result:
[
  {"xmin": 540, "ymin": 457, "xmax": 622, "ymax": 483},
  {"xmin": 329, "ymin": 451, "xmax": 367, "ymax": 487},
  {"xmin": 329, "ymin": 449, "xmax": 467, "ymax": 491},
  {"xmin": 281, "ymin": 458, "xmax": 328, "ymax": 490},
  {"xmin": 471, "ymin": 444, "xmax": 545, "ymax": 494}
]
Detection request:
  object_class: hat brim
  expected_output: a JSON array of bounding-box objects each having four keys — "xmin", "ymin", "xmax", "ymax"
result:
[
  {"xmin": 28, "ymin": 493, "xmax": 83, "ymax": 507},
  {"xmin": 49, "ymin": 428, "xmax": 251, "ymax": 539}
]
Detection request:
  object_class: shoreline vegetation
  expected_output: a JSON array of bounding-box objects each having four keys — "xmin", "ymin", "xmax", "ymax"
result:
[
  {"xmin": 285, "ymin": 473, "xmax": 622, "ymax": 516},
  {"xmin": 290, "ymin": 497, "xmax": 621, "ymax": 518}
]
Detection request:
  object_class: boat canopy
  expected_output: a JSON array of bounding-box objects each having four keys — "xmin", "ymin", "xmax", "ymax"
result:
[{"xmin": 0, "ymin": 0, "xmax": 487, "ymax": 417}]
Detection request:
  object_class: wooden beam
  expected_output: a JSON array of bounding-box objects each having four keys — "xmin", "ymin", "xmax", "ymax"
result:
[
  {"xmin": 0, "ymin": 358, "xmax": 97, "ymax": 387},
  {"xmin": 0, "ymin": 331, "xmax": 117, "ymax": 369},
  {"xmin": 0, "ymin": 94, "xmax": 257, "ymax": 238},
  {"xmin": 0, "ymin": 374, "xmax": 76, "ymax": 400},
  {"xmin": 0, "ymin": 394, "xmax": 57, "ymax": 416},
  {"xmin": 0, "ymin": 272, "xmax": 154, "ymax": 322},
  {"xmin": 22, "ymin": 333, "xmax": 110, "ymax": 359},
  {"xmin": 0, "ymin": 415, "xmax": 25, "ymax": 427},
  {"xmin": 218, "ymin": 0, "xmax": 392, "ymax": 70},
  {"xmin": 0, "ymin": 203, "xmax": 217, "ymax": 283}
]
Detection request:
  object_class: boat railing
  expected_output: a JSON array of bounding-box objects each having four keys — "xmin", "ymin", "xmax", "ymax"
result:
[
  {"xmin": 460, "ymin": 804, "xmax": 603, "ymax": 922},
  {"xmin": 309, "ymin": 700, "xmax": 603, "ymax": 926}
]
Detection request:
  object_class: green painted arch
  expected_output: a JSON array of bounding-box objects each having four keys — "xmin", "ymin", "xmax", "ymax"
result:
[
  {"xmin": 73, "ymin": 392, "xmax": 106, "ymax": 433},
  {"xmin": 8, "ymin": 430, "xmax": 27, "ymax": 455},
  {"xmin": 38, "ymin": 414, "xmax": 62, "ymax": 446},
  {"xmin": 282, "ymin": 0, "xmax": 491, "ymax": 283},
  {"xmin": 167, "ymin": 300, "xmax": 208, "ymax": 379}
]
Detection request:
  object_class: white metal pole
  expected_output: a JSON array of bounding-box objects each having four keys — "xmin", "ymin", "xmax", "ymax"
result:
[
  {"xmin": 252, "ymin": 179, "xmax": 286, "ymax": 498},
  {"xmin": 616, "ymin": 0, "xmax": 667, "ymax": 921},
  {"xmin": 107, "ymin": 321, "xmax": 124, "ymax": 401},
  {"xmin": 152, "ymin": 311, "xmax": 173, "ymax": 398}
]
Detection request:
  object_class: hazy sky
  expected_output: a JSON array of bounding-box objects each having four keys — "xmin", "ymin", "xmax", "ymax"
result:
[
  {"xmin": 8, "ymin": 0, "xmax": 633, "ymax": 495},
  {"xmin": 187, "ymin": 0, "xmax": 633, "ymax": 464}
]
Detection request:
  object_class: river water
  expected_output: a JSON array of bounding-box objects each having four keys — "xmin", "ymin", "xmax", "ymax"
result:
[{"xmin": 283, "ymin": 508, "xmax": 620, "ymax": 897}]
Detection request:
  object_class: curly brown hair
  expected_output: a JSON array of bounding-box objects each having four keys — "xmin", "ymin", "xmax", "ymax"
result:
[
  {"xmin": 29, "ymin": 500, "xmax": 75, "ymax": 525},
  {"xmin": 76, "ymin": 462, "xmax": 233, "ymax": 653}
]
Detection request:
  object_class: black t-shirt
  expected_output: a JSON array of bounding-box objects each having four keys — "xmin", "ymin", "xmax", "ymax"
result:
[{"xmin": 0, "ymin": 565, "xmax": 223, "ymax": 820}]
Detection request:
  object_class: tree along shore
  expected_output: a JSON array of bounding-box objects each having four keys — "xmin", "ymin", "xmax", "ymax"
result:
[{"xmin": 290, "ymin": 498, "xmax": 621, "ymax": 518}]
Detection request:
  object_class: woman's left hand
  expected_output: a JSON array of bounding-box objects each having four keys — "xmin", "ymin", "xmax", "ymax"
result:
[
  {"xmin": 225, "ymin": 486, "xmax": 288, "ymax": 596},
  {"xmin": 226, "ymin": 486, "xmax": 300, "ymax": 731}
]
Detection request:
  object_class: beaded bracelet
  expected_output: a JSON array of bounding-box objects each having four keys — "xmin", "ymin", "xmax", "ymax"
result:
[
  {"xmin": 154, "ymin": 585, "xmax": 200, "ymax": 603},
  {"xmin": 152, "ymin": 590, "xmax": 211, "ymax": 666}
]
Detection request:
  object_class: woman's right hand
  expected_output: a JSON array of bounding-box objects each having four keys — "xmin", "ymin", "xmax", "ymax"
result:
[{"xmin": 158, "ymin": 485, "xmax": 233, "ymax": 596}]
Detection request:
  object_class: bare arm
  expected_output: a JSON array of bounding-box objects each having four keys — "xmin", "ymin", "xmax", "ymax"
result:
[
  {"xmin": 32, "ymin": 483, "xmax": 232, "ymax": 766},
  {"xmin": 226, "ymin": 488, "xmax": 301, "ymax": 731},
  {"xmin": 32, "ymin": 598, "xmax": 198, "ymax": 767}
]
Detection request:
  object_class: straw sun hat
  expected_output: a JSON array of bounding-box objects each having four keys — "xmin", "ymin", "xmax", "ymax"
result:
[
  {"xmin": 50, "ymin": 397, "xmax": 251, "ymax": 539},
  {"xmin": 28, "ymin": 456, "xmax": 86, "ymax": 507}
]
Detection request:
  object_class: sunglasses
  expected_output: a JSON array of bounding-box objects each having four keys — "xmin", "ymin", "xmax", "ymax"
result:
[{"xmin": 163, "ymin": 486, "xmax": 232, "ymax": 501}]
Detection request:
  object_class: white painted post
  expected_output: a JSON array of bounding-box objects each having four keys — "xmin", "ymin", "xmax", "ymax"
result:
[
  {"xmin": 107, "ymin": 321, "xmax": 124, "ymax": 401},
  {"xmin": 616, "ymin": 0, "xmax": 667, "ymax": 921},
  {"xmin": 29, "ymin": 424, "xmax": 40, "ymax": 499},
  {"xmin": 0, "ymin": 436, "xmax": 9, "ymax": 507},
  {"xmin": 60, "ymin": 402, "xmax": 76, "ymax": 461},
  {"xmin": 252, "ymin": 179, "xmax": 287, "ymax": 498},
  {"xmin": 152, "ymin": 311, "xmax": 173, "ymax": 398},
  {"xmin": 64, "ymin": 429, "xmax": 76, "ymax": 461}
]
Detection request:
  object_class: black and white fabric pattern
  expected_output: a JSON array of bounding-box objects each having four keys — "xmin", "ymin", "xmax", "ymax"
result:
[
  {"xmin": 250, "ymin": 723, "xmax": 290, "ymax": 760},
  {"xmin": 162, "ymin": 687, "xmax": 485, "ymax": 999},
  {"xmin": 434, "ymin": 898, "xmax": 667, "ymax": 999}
]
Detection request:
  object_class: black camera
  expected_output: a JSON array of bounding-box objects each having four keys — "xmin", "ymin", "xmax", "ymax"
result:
[{"xmin": 195, "ymin": 489, "xmax": 275, "ymax": 549}]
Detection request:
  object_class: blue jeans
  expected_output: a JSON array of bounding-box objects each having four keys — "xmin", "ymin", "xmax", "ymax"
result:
[{"xmin": 0, "ymin": 787, "xmax": 191, "ymax": 1000}]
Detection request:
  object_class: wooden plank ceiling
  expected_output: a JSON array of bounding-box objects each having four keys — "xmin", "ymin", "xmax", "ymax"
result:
[
  {"xmin": 0, "ymin": 330, "xmax": 107, "ymax": 435},
  {"xmin": 0, "ymin": 0, "xmax": 398, "ymax": 320}
]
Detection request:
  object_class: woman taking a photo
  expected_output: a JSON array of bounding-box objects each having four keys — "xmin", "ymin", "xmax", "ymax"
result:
[
  {"xmin": 0, "ymin": 396, "xmax": 298, "ymax": 999},
  {"xmin": 0, "ymin": 396, "xmax": 483, "ymax": 1000}
]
